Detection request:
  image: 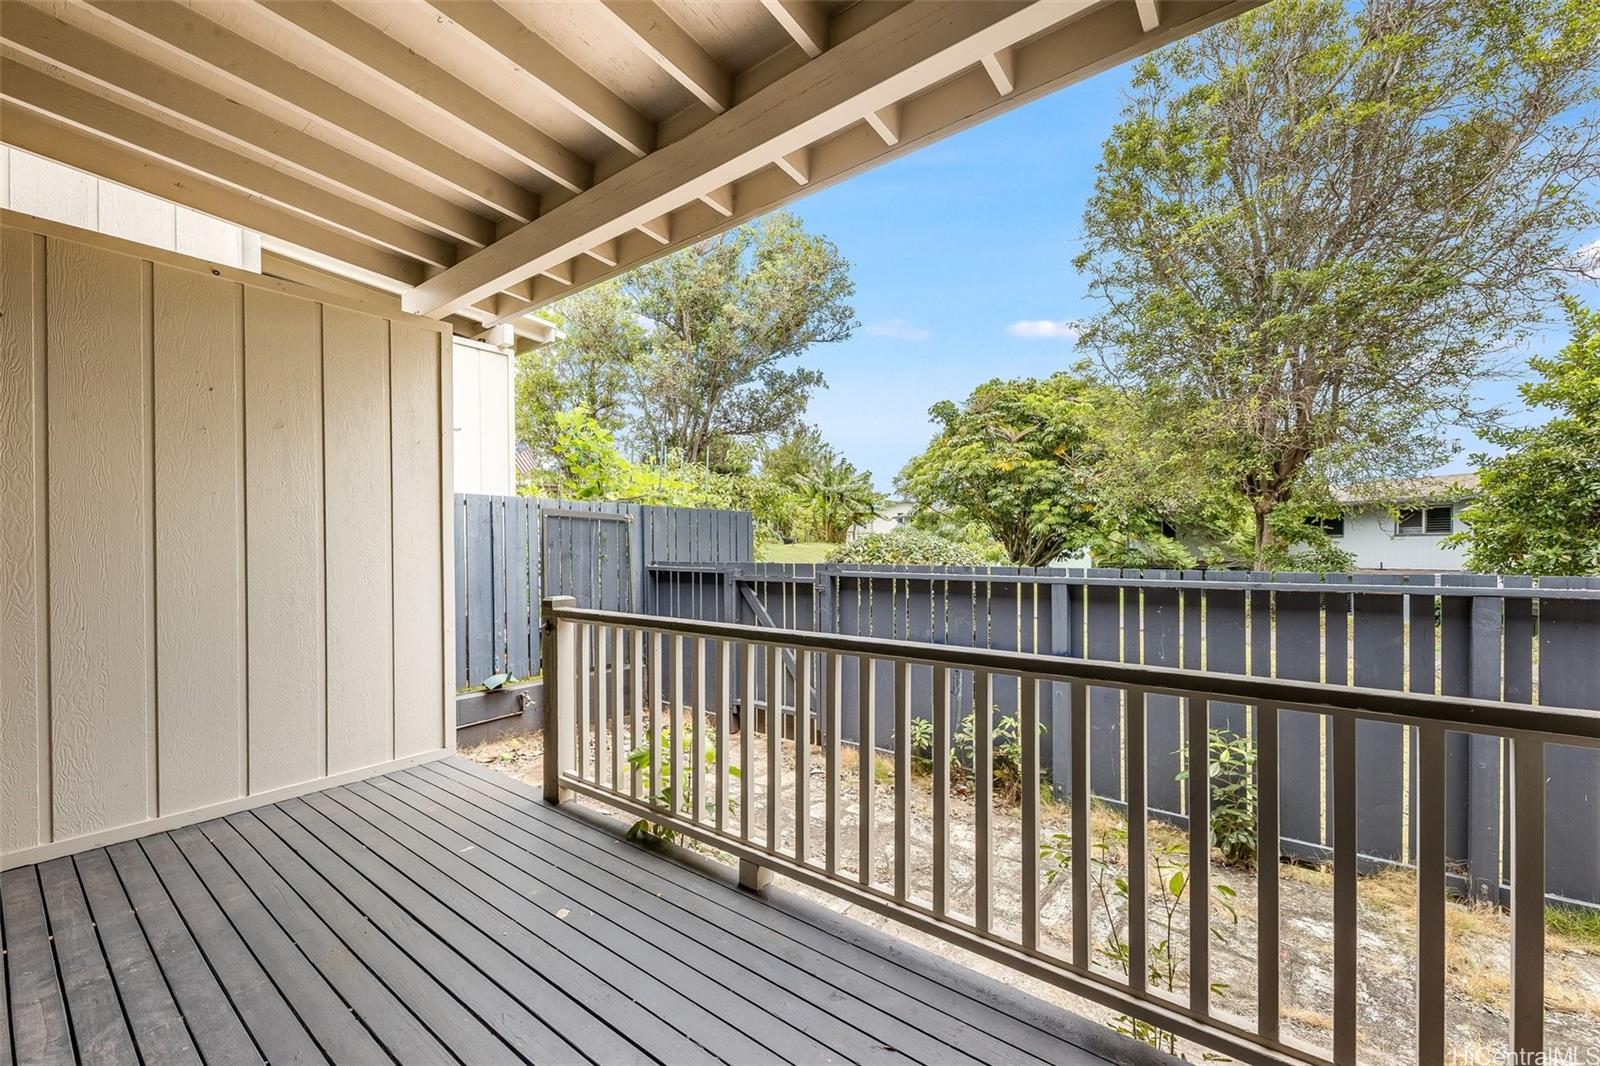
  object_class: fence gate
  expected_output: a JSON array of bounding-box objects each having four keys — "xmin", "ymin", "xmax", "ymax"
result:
[{"xmin": 540, "ymin": 508, "xmax": 635, "ymax": 612}]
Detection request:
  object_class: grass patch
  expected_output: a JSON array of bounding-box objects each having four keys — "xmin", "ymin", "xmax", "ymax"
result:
[
  {"xmin": 1548, "ymin": 904, "xmax": 1600, "ymax": 952},
  {"xmin": 758, "ymin": 541, "xmax": 837, "ymax": 563}
]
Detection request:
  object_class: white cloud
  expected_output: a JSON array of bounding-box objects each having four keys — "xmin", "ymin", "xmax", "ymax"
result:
[
  {"xmin": 1006, "ymin": 318, "xmax": 1085, "ymax": 341},
  {"xmin": 865, "ymin": 318, "xmax": 932, "ymax": 341},
  {"xmin": 1575, "ymin": 238, "xmax": 1600, "ymax": 281}
]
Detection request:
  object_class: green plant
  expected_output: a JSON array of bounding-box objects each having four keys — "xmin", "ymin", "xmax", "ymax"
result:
[
  {"xmin": 1041, "ymin": 819, "xmax": 1237, "ymax": 1055},
  {"xmin": 827, "ymin": 527, "xmax": 989, "ymax": 566},
  {"xmin": 905, "ymin": 717, "xmax": 935, "ymax": 774},
  {"xmin": 1176, "ymin": 728, "xmax": 1259, "ymax": 867},
  {"xmin": 950, "ymin": 709, "xmax": 1045, "ymax": 804},
  {"xmin": 623, "ymin": 719, "xmax": 738, "ymax": 842}
]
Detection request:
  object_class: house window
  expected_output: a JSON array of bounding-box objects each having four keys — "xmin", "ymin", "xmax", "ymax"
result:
[
  {"xmin": 1398, "ymin": 506, "xmax": 1453, "ymax": 535},
  {"xmin": 1307, "ymin": 515, "xmax": 1345, "ymax": 537}
]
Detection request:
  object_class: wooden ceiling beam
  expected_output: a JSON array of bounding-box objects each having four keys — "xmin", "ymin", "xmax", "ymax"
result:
[
  {"xmin": 84, "ymin": 0, "xmax": 539, "ymax": 222},
  {"xmin": 1136, "ymin": 0, "xmax": 1161, "ymax": 32},
  {"xmin": 761, "ymin": 0, "xmax": 829, "ymax": 59},
  {"xmin": 0, "ymin": 54, "xmax": 454, "ymax": 266},
  {"xmin": 598, "ymin": 1, "xmax": 732, "ymax": 114},
  {"xmin": 428, "ymin": 1, "xmax": 656, "ymax": 159},
  {"xmin": 0, "ymin": 1, "xmax": 494, "ymax": 247},
  {"xmin": 864, "ymin": 102, "xmax": 901, "ymax": 146},
  {"xmin": 403, "ymin": 1, "xmax": 1090, "ymax": 317},
  {"xmin": 408, "ymin": 0, "xmax": 1257, "ymax": 317},
  {"xmin": 982, "ymin": 47, "xmax": 1017, "ymax": 96},
  {"xmin": 254, "ymin": 0, "xmax": 592, "ymax": 193},
  {"xmin": 0, "ymin": 102, "xmax": 425, "ymax": 285}
]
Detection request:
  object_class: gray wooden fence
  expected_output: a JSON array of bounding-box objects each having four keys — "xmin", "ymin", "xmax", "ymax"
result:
[
  {"xmin": 453, "ymin": 494, "xmax": 753, "ymax": 690},
  {"xmin": 647, "ymin": 561, "xmax": 1600, "ymax": 909}
]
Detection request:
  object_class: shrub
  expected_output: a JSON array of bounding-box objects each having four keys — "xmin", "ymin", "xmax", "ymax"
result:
[
  {"xmin": 827, "ymin": 527, "xmax": 987, "ymax": 566},
  {"xmin": 1176, "ymin": 727, "xmax": 1259, "ymax": 867}
]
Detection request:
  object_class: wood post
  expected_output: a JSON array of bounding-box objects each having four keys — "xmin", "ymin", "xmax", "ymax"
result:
[{"xmin": 541, "ymin": 595, "xmax": 577, "ymax": 804}]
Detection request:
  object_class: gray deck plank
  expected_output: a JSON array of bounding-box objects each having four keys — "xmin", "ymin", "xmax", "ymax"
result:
[
  {"xmin": 147, "ymin": 830, "xmax": 379, "ymax": 1064},
  {"xmin": 71, "ymin": 851, "xmax": 201, "ymax": 1066},
  {"xmin": 330, "ymin": 782, "xmax": 775, "ymax": 1063},
  {"xmin": 390, "ymin": 769, "xmax": 988, "ymax": 1066},
  {"xmin": 439, "ymin": 758, "xmax": 1134, "ymax": 1066},
  {"xmin": 34, "ymin": 858, "xmax": 138, "ymax": 1066},
  {"xmin": 295, "ymin": 791, "xmax": 692, "ymax": 1064},
  {"xmin": 237, "ymin": 806, "xmax": 575, "ymax": 1065},
  {"xmin": 1, "ymin": 868, "xmax": 75, "ymax": 1065},
  {"xmin": 373, "ymin": 772, "xmax": 922, "ymax": 1066},
  {"xmin": 195, "ymin": 818, "xmax": 470, "ymax": 1065},
  {"xmin": 105, "ymin": 840, "xmax": 277, "ymax": 1066},
  {"xmin": 7, "ymin": 758, "xmax": 1151, "ymax": 1066}
]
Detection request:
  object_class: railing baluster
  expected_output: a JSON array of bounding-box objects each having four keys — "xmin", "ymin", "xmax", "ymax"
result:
[
  {"xmin": 1257, "ymin": 704, "xmax": 1281, "ymax": 1043},
  {"xmin": 975, "ymin": 669, "xmax": 992, "ymax": 931},
  {"xmin": 1021, "ymin": 675, "xmax": 1040, "ymax": 953},
  {"xmin": 895, "ymin": 660, "xmax": 912, "ymax": 901},
  {"xmin": 595, "ymin": 626, "xmax": 609, "ymax": 787},
  {"xmin": 671, "ymin": 633, "xmax": 685, "ymax": 815},
  {"xmin": 692, "ymin": 636, "xmax": 707, "ymax": 823},
  {"xmin": 1416, "ymin": 721, "xmax": 1445, "ymax": 1063},
  {"xmin": 1510, "ymin": 734, "xmax": 1545, "ymax": 1058},
  {"xmin": 1189, "ymin": 696, "xmax": 1212, "ymax": 1016},
  {"xmin": 630, "ymin": 628, "xmax": 644, "ymax": 799},
  {"xmin": 826, "ymin": 652, "xmax": 842, "ymax": 877},
  {"xmin": 612, "ymin": 626, "xmax": 625, "ymax": 789},
  {"xmin": 579, "ymin": 623, "xmax": 592, "ymax": 781},
  {"xmin": 795, "ymin": 650, "xmax": 812, "ymax": 865},
  {"xmin": 767, "ymin": 643, "xmax": 782, "ymax": 853},
  {"xmin": 1127, "ymin": 687, "xmax": 1148, "ymax": 990},
  {"xmin": 716, "ymin": 640, "xmax": 731, "ymax": 833},
  {"xmin": 1333, "ymin": 713, "xmax": 1356, "ymax": 1063},
  {"xmin": 741, "ymin": 642, "xmax": 756, "ymax": 842},
  {"xmin": 649, "ymin": 630, "xmax": 662, "ymax": 809},
  {"xmin": 932, "ymin": 665, "xmax": 951, "ymax": 915},
  {"xmin": 859, "ymin": 657, "xmax": 875, "ymax": 888},
  {"xmin": 1071, "ymin": 680, "xmax": 1090, "ymax": 969}
]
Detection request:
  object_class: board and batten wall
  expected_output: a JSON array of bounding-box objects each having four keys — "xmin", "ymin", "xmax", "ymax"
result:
[{"xmin": 0, "ymin": 212, "xmax": 454, "ymax": 869}]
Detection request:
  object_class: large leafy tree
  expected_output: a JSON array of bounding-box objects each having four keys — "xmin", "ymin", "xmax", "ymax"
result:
[
  {"xmin": 626, "ymin": 212, "xmax": 856, "ymax": 463},
  {"xmin": 1076, "ymin": 0, "xmax": 1600, "ymax": 566},
  {"xmin": 515, "ymin": 280, "xmax": 644, "ymax": 457},
  {"xmin": 899, "ymin": 374, "xmax": 1106, "ymax": 567},
  {"xmin": 1454, "ymin": 298, "xmax": 1600, "ymax": 575},
  {"xmin": 793, "ymin": 451, "xmax": 882, "ymax": 543}
]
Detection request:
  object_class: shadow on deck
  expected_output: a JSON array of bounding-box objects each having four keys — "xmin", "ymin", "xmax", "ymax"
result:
[{"xmin": 1, "ymin": 757, "xmax": 1170, "ymax": 1065}]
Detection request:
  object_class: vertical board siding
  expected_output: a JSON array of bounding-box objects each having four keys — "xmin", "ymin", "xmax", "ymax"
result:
[
  {"xmin": 0, "ymin": 228, "xmax": 48, "ymax": 853},
  {"xmin": 46, "ymin": 238, "xmax": 154, "ymax": 838},
  {"xmin": 153, "ymin": 266, "xmax": 247, "ymax": 813},
  {"xmin": 244, "ymin": 287, "xmax": 326, "ymax": 793},
  {"xmin": 0, "ymin": 217, "xmax": 452, "ymax": 868},
  {"xmin": 390, "ymin": 324, "xmax": 445, "ymax": 758},
  {"xmin": 322, "ymin": 307, "xmax": 395, "ymax": 775}
]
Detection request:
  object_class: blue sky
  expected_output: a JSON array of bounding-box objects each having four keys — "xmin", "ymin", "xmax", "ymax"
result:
[{"xmin": 782, "ymin": 62, "xmax": 1597, "ymax": 493}]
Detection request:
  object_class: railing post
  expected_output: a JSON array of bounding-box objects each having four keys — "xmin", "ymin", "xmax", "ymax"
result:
[
  {"xmin": 1467, "ymin": 582, "xmax": 1505, "ymax": 902},
  {"xmin": 541, "ymin": 595, "xmax": 577, "ymax": 804}
]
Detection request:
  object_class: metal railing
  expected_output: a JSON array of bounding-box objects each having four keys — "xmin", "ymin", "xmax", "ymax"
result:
[{"xmin": 539, "ymin": 596, "xmax": 1600, "ymax": 1066}]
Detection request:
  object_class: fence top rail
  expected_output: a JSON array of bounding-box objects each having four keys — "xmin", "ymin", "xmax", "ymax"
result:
[
  {"xmin": 642, "ymin": 562, "xmax": 1600, "ymax": 600},
  {"xmin": 547, "ymin": 601, "xmax": 1600, "ymax": 745}
]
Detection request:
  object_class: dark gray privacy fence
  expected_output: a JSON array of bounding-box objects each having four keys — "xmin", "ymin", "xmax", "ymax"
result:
[
  {"xmin": 453, "ymin": 494, "xmax": 753, "ymax": 690},
  {"xmin": 647, "ymin": 561, "xmax": 1600, "ymax": 908}
]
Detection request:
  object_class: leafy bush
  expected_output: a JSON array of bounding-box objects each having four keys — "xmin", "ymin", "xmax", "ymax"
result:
[
  {"xmin": 951, "ymin": 710, "xmax": 1044, "ymax": 804},
  {"xmin": 827, "ymin": 527, "xmax": 988, "ymax": 566},
  {"xmin": 1176, "ymin": 727, "xmax": 1259, "ymax": 867}
]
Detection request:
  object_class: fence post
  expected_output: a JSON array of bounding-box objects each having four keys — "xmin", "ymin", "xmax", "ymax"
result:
[
  {"xmin": 541, "ymin": 595, "xmax": 577, "ymax": 804},
  {"xmin": 1467, "ymin": 579, "xmax": 1504, "ymax": 902}
]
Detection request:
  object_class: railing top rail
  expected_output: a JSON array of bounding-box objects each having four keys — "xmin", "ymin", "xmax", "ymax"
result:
[
  {"xmin": 642, "ymin": 562, "xmax": 1600, "ymax": 600},
  {"xmin": 548, "ymin": 602, "xmax": 1600, "ymax": 745}
]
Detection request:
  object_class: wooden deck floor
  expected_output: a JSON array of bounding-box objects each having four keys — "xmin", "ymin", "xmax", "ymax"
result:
[{"xmin": 2, "ymin": 757, "xmax": 1167, "ymax": 1066}]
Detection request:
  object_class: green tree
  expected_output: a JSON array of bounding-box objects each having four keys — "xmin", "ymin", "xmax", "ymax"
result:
[
  {"xmin": 626, "ymin": 212, "xmax": 856, "ymax": 462},
  {"xmin": 1076, "ymin": 0, "xmax": 1600, "ymax": 566},
  {"xmin": 1453, "ymin": 298, "xmax": 1600, "ymax": 575},
  {"xmin": 793, "ymin": 451, "xmax": 882, "ymax": 543},
  {"xmin": 899, "ymin": 374, "xmax": 1105, "ymax": 567},
  {"xmin": 515, "ymin": 280, "xmax": 642, "ymax": 460}
]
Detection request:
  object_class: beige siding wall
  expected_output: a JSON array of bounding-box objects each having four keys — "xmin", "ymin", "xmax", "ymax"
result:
[{"xmin": 0, "ymin": 214, "xmax": 453, "ymax": 867}]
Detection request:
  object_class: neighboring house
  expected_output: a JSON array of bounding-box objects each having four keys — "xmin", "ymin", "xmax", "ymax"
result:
[
  {"xmin": 1320, "ymin": 474, "xmax": 1479, "ymax": 572},
  {"xmin": 850, "ymin": 499, "xmax": 915, "ymax": 540}
]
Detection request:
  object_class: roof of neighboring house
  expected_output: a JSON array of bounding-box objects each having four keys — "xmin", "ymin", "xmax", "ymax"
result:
[{"xmin": 1334, "ymin": 473, "xmax": 1480, "ymax": 506}]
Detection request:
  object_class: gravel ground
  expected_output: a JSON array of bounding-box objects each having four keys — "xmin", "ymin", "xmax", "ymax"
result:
[{"xmin": 465, "ymin": 728, "xmax": 1600, "ymax": 1064}]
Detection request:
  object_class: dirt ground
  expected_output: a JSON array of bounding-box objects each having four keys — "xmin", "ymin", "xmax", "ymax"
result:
[{"xmin": 464, "ymin": 729, "xmax": 1600, "ymax": 1064}]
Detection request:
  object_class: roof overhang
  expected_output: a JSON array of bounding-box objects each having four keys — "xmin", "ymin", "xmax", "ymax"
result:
[{"xmin": 0, "ymin": 0, "xmax": 1260, "ymax": 329}]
